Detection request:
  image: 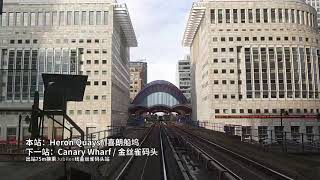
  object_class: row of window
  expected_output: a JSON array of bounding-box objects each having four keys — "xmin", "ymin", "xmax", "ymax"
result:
[
  {"xmin": 80, "ymin": 70, "xmax": 108, "ymax": 76},
  {"xmin": 4, "ymin": 38, "xmax": 108, "ymax": 45},
  {"xmin": 213, "ymin": 69, "xmax": 237, "ymax": 74},
  {"xmin": 213, "ymin": 80, "xmax": 242, "ymax": 85},
  {"xmin": 210, "ymin": 8, "xmax": 316, "ymax": 27},
  {"xmin": 69, "ymin": 109, "xmax": 107, "ymax": 115},
  {"xmin": 213, "ymin": 94, "xmax": 241, "ymax": 100},
  {"xmin": 0, "ymin": 11, "xmax": 109, "ymax": 27},
  {"xmin": 214, "ymin": 108, "xmax": 320, "ymax": 114},
  {"xmin": 244, "ymin": 47, "xmax": 320, "ymax": 99},
  {"xmin": 213, "ymin": 36, "xmax": 316, "ymax": 43},
  {"xmin": 84, "ymin": 95, "xmax": 108, "ymax": 101},
  {"xmin": 212, "ymin": 58, "xmax": 235, "ymax": 63},
  {"xmin": 214, "ymin": 28, "xmax": 315, "ymax": 32},
  {"xmin": 81, "ymin": 59, "xmax": 108, "ymax": 65},
  {"xmin": 86, "ymin": 81, "xmax": 109, "ymax": 86}
]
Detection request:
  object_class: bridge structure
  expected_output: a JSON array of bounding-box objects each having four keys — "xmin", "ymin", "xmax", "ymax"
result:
[{"xmin": 129, "ymin": 80, "xmax": 192, "ymax": 124}]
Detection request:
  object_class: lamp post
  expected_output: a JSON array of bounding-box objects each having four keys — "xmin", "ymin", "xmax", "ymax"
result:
[
  {"xmin": 280, "ymin": 110, "xmax": 289, "ymax": 152},
  {"xmin": 280, "ymin": 110, "xmax": 289, "ymax": 133}
]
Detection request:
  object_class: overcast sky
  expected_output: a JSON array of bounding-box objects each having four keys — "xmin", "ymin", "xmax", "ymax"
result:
[{"xmin": 118, "ymin": 0, "xmax": 194, "ymax": 85}]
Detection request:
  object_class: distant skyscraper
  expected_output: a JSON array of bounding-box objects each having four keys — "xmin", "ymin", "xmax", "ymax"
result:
[
  {"xmin": 0, "ymin": 0, "xmax": 137, "ymax": 140},
  {"xmin": 176, "ymin": 55, "xmax": 191, "ymax": 102},
  {"xmin": 305, "ymin": 0, "xmax": 320, "ymax": 26},
  {"xmin": 129, "ymin": 61, "xmax": 148, "ymax": 101}
]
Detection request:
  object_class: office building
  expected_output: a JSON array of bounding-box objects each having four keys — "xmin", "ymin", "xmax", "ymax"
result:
[
  {"xmin": 176, "ymin": 55, "xmax": 191, "ymax": 101},
  {"xmin": 129, "ymin": 61, "xmax": 147, "ymax": 101},
  {"xmin": 0, "ymin": 0, "xmax": 137, "ymax": 141},
  {"xmin": 183, "ymin": 0, "xmax": 320, "ymax": 141}
]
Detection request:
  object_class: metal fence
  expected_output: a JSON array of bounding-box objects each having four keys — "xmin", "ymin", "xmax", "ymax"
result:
[{"xmin": 183, "ymin": 120, "xmax": 320, "ymax": 153}]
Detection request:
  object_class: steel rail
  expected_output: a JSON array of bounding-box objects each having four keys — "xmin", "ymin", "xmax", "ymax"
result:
[
  {"xmin": 159, "ymin": 125, "xmax": 168, "ymax": 180},
  {"xmin": 174, "ymin": 124, "xmax": 295, "ymax": 180},
  {"xmin": 114, "ymin": 124, "xmax": 154, "ymax": 180},
  {"xmin": 171, "ymin": 125, "xmax": 242, "ymax": 180}
]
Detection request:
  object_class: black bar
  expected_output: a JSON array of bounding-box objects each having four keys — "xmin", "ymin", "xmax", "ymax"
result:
[{"xmin": 0, "ymin": 0, "xmax": 3, "ymax": 15}]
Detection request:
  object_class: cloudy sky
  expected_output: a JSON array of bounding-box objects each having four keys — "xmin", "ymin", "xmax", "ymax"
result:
[{"xmin": 118, "ymin": 0, "xmax": 194, "ymax": 85}]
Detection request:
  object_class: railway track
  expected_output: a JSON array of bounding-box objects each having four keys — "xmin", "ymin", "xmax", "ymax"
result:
[
  {"xmin": 113, "ymin": 123, "xmax": 175, "ymax": 180},
  {"xmin": 167, "ymin": 123, "xmax": 295, "ymax": 180}
]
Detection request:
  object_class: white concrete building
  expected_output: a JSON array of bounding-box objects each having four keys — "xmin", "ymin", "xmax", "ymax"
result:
[
  {"xmin": 176, "ymin": 55, "xmax": 192, "ymax": 101},
  {"xmin": 184, "ymin": 0, "xmax": 320, "ymax": 142},
  {"xmin": 0, "ymin": 0, "xmax": 137, "ymax": 141},
  {"xmin": 305, "ymin": 0, "xmax": 320, "ymax": 26}
]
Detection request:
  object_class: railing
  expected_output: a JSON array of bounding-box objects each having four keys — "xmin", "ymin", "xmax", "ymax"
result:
[{"xmin": 181, "ymin": 120, "xmax": 320, "ymax": 153}]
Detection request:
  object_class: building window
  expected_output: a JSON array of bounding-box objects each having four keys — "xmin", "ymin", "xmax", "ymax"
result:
[
  {"xmin": 67, "ymin": 11, "xmax": 72, "ymax": 25},
  {"xmin": 240, "ymin": 9, "xmax": 245, "ymax": 23},
  {"xmin": 256, "ymin": 9, "xmax": 260, "ymax": 23},
  {"xmin": 94, "ymin": 60, "xmax": 99, "ymax": 64},
  {"xmin": 291, "ymin": 9, "xmax": 295, "ymax": 23},
  {"xmin": 104, "ymin": 11, "xmax": 109, "ymax": 25},
  {"xmin": 89, "ymin": 11, "xmax": 94, "ymax": 25},
  {"xmin": 94, "ymin": 81, "xmax": 99, "ymax": 86},
  {"xmin": 7, "ymin": 127, "xmax": 17, "ymax": 141},
  {"xmin": 263, "ymin": 9, "xmax": 268, "ymax": 23},
  {"xmin": 278, "ymin": 9, "xmax": 283, "ymax": 23},
  {"xmin": 15, "ymin": 12, "xmax": 21, "ymax": 26},
  {"xmin": 226, "ymin": 9, "xmax": 230, "ymax": 23},
  {"xmin": 271, "ymin": 9, "xmax": 276, "ymax": 23},
  {"xmin": 85, "ymin": 110, "xmax": 90, "ymax": 115},
  {"xmin": 233, "ymin": 9, "xmax": 238, "ymax": 23},
  {"xmin": 74, "ymin": 11, "xmax": 80, "ymax": 25},
  {"xmin": 45, "ymin": 12, "xmax": 51, "ymax": 26},
  {"xmin": 102, "ymin": 81, "xmax": 107, "ymax": 86},
  {"xmin": 285, "ymin": 9, "xmax": 289, "ymax": 23},
  {"xmin": 77, "ymin": 110, "xmax": 82, "ymax": 115},
  {"xmin": 8, "ymin": 12, "xmax": 14, "ymax": 26},
  {"xmin": 94, "ymin": 95, "xmax": 99, "ymax": 100},
  {"xmin": 215, "ymin": 109, "xmax": 220, "ymax": 114},
  {"xmin": 96, "ymin": 11, "xmax": 102, "ymax": 25},
  {"xmin": 59, "ymin": 11, "xmax": 65, "ymax": 25},
  {"xmin": 218, "ymin": 9, "xmax": 223, "ymax": 23},
  {"xmin": 81, "ymin": 11, "xmax": 87, "ymax": 25},
  {"xmin": 248, "ymin": 9, "xmax": 253, "ymax": 23},
  {"xmin": 52, "ymin": 11, "xmax": 58, "ymax": 26},
  {"xmin": 210, "ymin": 9, "xmax": 215, "ymax": 24},
  {"xmin": 213, "ymin": 48, "xmax": 218, "ymax": 52}
]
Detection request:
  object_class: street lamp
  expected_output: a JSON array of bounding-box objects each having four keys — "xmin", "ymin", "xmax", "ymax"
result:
[
  {"xmin": 280, "ymin": 110, "xmax": 289, "ymax": 132},
  {"xmin": 280, "ymin": 110, "xmax": 289, "ymax": 152}
]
